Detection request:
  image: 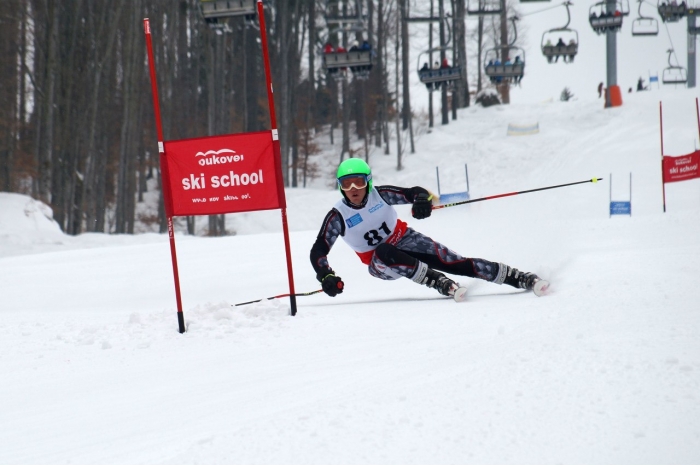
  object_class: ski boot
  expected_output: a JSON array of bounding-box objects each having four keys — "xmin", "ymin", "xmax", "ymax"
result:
[
  {"xmin": 502, "ymin": 265, "xmax": 549, "ymax": 296},
  {"xmin": 421, "ymin": 269, "xmax": 468, "ymax": 302}
]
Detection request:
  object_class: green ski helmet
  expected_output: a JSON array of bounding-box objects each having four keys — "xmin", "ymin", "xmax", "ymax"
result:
[{"xmin": 336, "ymin": 158, "xmax": 373, "ymax": 191}]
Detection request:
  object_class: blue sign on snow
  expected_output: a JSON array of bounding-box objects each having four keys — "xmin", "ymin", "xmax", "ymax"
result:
[
  {"xmin": 439, "ymin": 192, "xmax": 470, "ymax": 204},
  {"xmin": 610, "ymin": 201, "xmax": 631, "ymax": 216}
]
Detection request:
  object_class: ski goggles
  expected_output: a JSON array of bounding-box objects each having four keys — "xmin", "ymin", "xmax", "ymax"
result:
[{"xmin": 338, "ymin": 174, "xmax": 369, "ymax": 191}]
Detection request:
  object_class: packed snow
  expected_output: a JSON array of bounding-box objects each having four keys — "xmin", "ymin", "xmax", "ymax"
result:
[
  {"xmin": 2, "ymin": 14, "xmax": 700, "ymax": 465},
  {"xmin": 2, "ymin": 86, "xmax": 699, "ymax": 464}
]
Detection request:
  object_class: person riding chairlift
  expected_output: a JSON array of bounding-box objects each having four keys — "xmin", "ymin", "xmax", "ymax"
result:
[
  {"xmin": 567, "ymin": 39, "xmax": 577, "ymax": 63},
  {"xmin": 513, "ymin": 56, "xmax": 523, "ymax": 83},
  {"xmin": 420, "ymin": 62, "xmax": 433, "ymax": 91},
  {"xmin": 555, "ymin": 38, "xmax": 566, "ymax": 63},
  {"xmin": 544, "ymin": 39, "xmax": 554, "ymax": 63},
  {"xmin": 486, "ymin": 60, "xmax": 496, "ymax": 83},
  {"xmin": 324, "ymin": 42, "xmax": 337, "ymax": 75},
  {"xmin": 335, "ymin": 44, "xmax": 348, "ymax": 74}
]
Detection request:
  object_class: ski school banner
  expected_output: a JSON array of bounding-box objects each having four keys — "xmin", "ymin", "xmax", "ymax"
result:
[
  {"xmin": 659, "ymin": 100, "xmax": 700, "ymax": 212},
  {"xmin": 163, "ymin": 131, "xmax": 281, "ymax": 216},
  {"xmin": 662, "ymin": 150, "xmax": 700, "ymax": 184}
]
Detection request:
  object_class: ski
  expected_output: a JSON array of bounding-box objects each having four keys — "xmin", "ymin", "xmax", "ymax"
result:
[
  {"xmin": 449, "ymin": 279, "xmax": 550, "ymax": 302},
  {"xmin": 452, "ymin": 286, "xmax": 468, "ymax": 302},
  {"xmin": 450, "ymin": 284, "xmax": 469, "ymax": 302},
  {"xmin": 533, "ymin": 279, "xmax": 550, "ymax": 297}
]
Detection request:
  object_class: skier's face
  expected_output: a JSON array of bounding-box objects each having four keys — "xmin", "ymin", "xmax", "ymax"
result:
[
  {"xmin": 338, "ymin": 174, "xmax": 369, "ymax": 206},
  {"xmin": 345, "ymin": 185, "xmax": 367, "ymax": 205}
]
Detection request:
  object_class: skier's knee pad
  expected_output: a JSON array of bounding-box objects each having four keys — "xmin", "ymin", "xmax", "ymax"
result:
[{"xmin": 368, "ymin": 254, "xmax": 402, "ymax": 280}]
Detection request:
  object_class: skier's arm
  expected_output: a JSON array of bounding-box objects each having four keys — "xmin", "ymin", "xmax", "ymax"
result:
[
  {"xmin": 310, "ymin": 209, "xmax": 345, "ymax": 296},
  {"xmin": 377, "ymin": 185, "xmax": 433, "ymax": 219},
  {"xmin": 376, "ymin": 185, "xmax": 430, "ymax": 204}
]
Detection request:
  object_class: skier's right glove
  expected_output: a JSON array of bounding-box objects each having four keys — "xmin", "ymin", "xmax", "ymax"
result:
[{"xmin": 317, "ymin": 269, "xmax": 344, "ymax": 297}]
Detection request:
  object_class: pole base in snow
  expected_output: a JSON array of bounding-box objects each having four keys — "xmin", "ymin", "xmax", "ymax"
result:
[
  {"xmin": 606, "ymin": 85, "xmax": 623, "ymax": 108},
  {"xmin": 177, "ymin": 312, "xmax": 186, "ymax": 333}
]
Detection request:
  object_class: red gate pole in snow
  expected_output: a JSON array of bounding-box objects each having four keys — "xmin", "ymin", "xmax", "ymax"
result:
[
  {"xmin": 660, "ymin": 101, "xmax": 667, "ymax": 213},
  {"xmin": 256, "ymin": 0, "xmax": 298, "ymax": 316},
  {"xmin": 144, "ymin": 19, "xmax": 187, "ymax": 333},
  {"xmin": 696, "ymin": 98, "xmax": 700, "ymax": 147}
]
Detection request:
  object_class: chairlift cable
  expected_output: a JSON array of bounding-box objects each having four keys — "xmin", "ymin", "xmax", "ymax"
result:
[
  {"xmin": 519, "ymin": 1, "xmax": 570, "ymax": 18},
  {"xmin": 663, "ymin": 21, "xmax": 678, "ymax": 63}
]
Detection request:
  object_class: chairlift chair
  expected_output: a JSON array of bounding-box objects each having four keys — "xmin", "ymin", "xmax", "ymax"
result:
[
  {"xmin": 467, "ymin": 0, "xmax": 503, "ymax": 16},
  {"xmin": 662, "ymin": 49, "xmax": 687, "ymax": 84},
  {"xmin": 483, "ymin": 17, "xmax": 525, "ymax": 84},
  {"xmin": 541, "ymin": 2, "xmax": 579, "ymax": 63},
  {"xmin": 631, "ymin": 0, "xmax": 659, "ymax": 35},
  {"xmin": 589, "ymin": 1, "xmax": 625, "ymax": 34},
  {"xmin": 323, "ymin": 49, "xmax": 374, "ymax": 80},
  {"xmin": 200, "ymin": 0, "xmax": 256, "ymax": 20},
  {"xmin": 663, "ymin": 67, "xmax": 688, "ymax": 84},
  {"xmin": 417, "ymin": 48, "xmax": 461, "ymax": 92},
  {"xmin": 541, "ymin": 32, "xmax": 579, "ymax": 63},
  {"xmin": 483, "ymin": 46, "xmax": 526, "ymax": 84},
  {"xmin": 658, "ymin": 0, "xmax": 687, "ymax": 22}
]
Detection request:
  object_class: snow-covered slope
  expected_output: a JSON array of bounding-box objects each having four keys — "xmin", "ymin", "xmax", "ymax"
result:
[{"xmin": 1, "ymin": 88, "xmax": 699, "ymax": 464}]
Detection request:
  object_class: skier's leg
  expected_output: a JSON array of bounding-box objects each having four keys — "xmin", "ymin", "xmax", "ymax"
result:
[
  {"xmin": 394, "ymin": 228, "xmax": 545, "ymax": 292},
  {"xmin": 367, "ymin": 243, "xmax": 418, "ymax": 281},
  {"xmin": 368, "ymin": 243, "xmax": 459, "ymax": 296}
]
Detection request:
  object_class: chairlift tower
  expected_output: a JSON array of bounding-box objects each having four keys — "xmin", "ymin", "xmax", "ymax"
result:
[
  {"xmin": 688, "ymin": 9, "xmax": 699, "ymax": 87},
  {"xmin": 590, "ymin": 0, "xmax": 628, "ymax": 106},
  {"xmin": 606, "ymin": 0, "xmax": 618, "ymax": 107}
]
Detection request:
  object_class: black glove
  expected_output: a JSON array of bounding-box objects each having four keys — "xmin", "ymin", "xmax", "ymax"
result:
[
  {"xmin": 317, "ymin": 269, "xmax": 344, "ymax": 297},
  {"xmin": 412, "ymin": 192, "xmax": 433, "ymax": 219}
]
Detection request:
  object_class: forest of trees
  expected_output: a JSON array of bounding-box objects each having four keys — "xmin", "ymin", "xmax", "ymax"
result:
[{"xmin": 0, "ymin": 0, "xmax": 520, "ymax": 236}]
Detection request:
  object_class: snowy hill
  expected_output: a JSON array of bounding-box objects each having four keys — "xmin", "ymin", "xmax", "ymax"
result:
[{"xmin": 1, "ymin": 87, "xmax": 700, "ymax": 463}]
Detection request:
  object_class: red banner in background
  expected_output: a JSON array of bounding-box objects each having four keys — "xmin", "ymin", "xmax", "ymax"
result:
[
  {"xmin": 163, "ymin": 131, "xmax": 280, "ymax": 216},
  {"xmin": 663, "ymin": 150, "xmax": 700, "ymax": 184}
]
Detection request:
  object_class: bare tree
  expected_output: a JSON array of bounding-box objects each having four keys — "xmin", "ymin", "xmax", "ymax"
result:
[{"xmin": 0, "ymin": 0, "xmax": 401, "ymax": 236}]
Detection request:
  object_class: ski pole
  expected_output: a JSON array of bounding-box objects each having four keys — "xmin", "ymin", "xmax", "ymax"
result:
[
  {"xmin": 433, "ymin": 177, "xmax": 603, "ymax": 210},
  {"xmin": 234, "ymin": 289, "xmax": 324, "ymax": 307}
]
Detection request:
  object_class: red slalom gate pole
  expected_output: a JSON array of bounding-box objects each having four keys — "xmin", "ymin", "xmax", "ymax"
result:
[
  {"xmin": 432, "ymin": 177, "xmax": 603, "ymax": 211},
  {"xmin": 660, "ymin": 101, "xmax": 667, "ymax": 213},
  {"xmin": 144, "ymin": 19, "xmax": 186, "ymax": 333},
  {"xmin": 256, "ymin": 0, "xmax": 298, "ymax": 316}
]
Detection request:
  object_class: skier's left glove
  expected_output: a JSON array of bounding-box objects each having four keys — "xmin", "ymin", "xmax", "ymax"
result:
[{"xmin": 412, "ymin": 192, "xmax": 433, "ymax": 219}]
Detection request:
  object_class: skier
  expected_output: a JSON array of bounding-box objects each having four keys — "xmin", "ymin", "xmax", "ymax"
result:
[{"xmin": 309, "ymin": 158, "xmax": 549, "ymax": 301}]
